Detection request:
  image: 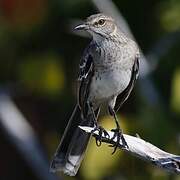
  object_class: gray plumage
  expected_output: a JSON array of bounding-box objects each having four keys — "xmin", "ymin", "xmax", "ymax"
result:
[{"xmin": 50, "ymin": 13, "xmax": 140, "ymax": 176}]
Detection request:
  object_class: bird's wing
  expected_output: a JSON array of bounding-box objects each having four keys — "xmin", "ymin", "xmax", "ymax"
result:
[
  {"xmin": 78, "ymin": 42, "xmax": 95, "ymax": 116},
  {"xmin": 115, "ymin": 56, "xmax": 139, "ymax": 112}
]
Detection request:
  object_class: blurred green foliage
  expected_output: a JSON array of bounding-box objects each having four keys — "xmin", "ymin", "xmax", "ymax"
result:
[
  {"xmin": 159, "ymin": 0, "xmax": 180, "ymax": 32},
  {"xmin": 18, "ymin": 53, "xmax": 65, "ymax": 96},
  {"xmin": 0, "ymin": 0, "xmax": 179, "ymax": 180},
  {"xmin": 171, "ymin": 68, "xmax": 180, "ymax": 114}
]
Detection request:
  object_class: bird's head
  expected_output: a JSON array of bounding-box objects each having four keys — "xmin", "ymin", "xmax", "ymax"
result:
[{"xmin": 75, "ymin": 14, "xmax": 118, "ymax": 42}]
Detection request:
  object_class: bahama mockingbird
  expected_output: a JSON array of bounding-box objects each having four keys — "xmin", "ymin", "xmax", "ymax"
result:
[{"xmin": 50, "ymin": 13, "xmax": 140, "ymax": 176}]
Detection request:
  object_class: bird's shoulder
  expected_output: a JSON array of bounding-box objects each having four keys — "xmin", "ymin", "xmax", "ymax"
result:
[{"xmin": 120, "ymin": 39, "xmax": 140, "ymax": 63}]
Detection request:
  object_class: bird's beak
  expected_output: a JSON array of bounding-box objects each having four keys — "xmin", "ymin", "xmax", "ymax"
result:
[{"xmin": 74, "ymin": 23, "xmax": 89, "ymax": 31}]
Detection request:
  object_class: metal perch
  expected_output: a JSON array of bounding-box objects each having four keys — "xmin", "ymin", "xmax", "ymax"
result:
[{"xmin": 79, "ymin": 125, "xmax": 180, "ymax": 174}]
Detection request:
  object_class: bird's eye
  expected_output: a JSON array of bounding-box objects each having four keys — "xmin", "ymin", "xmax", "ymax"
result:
[
  {"xmin": 98, "ymin": 19, "xmax": 105, "ymax": 25},
  {"xmin": 94, "ymin": 19, "xmax": 105, "ymax": 27}
]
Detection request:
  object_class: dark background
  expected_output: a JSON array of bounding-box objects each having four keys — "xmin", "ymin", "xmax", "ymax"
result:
[{"xmin": 0, "ymin": 0, "xmax": 179, "ymax": 179}]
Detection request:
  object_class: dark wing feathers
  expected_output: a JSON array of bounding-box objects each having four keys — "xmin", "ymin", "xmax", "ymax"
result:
[
  {"xmin": 78, "ymin": 42, "xmax": 94, "ymax": 81},
  {"xmin": 115, "ymin": 56, "xmax": 139, "ymax": 112},
  {"xmin": 78, "ymin": 43, "xmax": 95, "ymax": 114}
]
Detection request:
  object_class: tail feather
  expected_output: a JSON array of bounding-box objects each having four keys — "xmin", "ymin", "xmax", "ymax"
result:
[{"xmin": 50, "ymin": 104, "xmax": 94, "ymax": 176}]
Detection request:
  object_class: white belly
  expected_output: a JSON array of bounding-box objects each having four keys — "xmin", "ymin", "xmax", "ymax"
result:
[{"xmin": 89, "ymin": 69, "xmax": 131, "ymax": 102}]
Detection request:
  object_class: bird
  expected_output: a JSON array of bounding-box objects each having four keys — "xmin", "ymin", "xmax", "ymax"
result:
[{"xmin": 50, "ymin": 13, "xmax": 140, "ymax": 176}]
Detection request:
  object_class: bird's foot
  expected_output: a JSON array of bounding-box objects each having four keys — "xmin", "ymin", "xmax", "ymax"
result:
[
  {"xmin": 91, "ymin": 125, "xmax": 110, "ymax": 146},
  {"xmin": 110, "ymin": 128, "xmax": 128, "ymax": 154}
]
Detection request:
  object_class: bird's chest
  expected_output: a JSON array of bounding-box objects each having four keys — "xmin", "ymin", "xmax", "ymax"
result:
[
  {"xmin": 89, "ymin": 67, "xmax": 131, "ymax": 102},
  {"xmin": 88, "ymin": 40, "xmax": 134, "ymax": 104},
  {"xmin": 94, "ymin": 41, "xmax": 120, "ymax": 65},
  {"xmin": 94, "ymin": 41, "xmax": 132, "ymax": 69}
]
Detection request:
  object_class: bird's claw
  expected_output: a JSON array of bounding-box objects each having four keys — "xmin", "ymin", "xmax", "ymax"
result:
[
  {"xmin": 91, "ymin": 126, "xmax": 110, "ymax": 146},
  {"xmin": 110, "ymin": 128, "xmax": 128, "ymax": 154}
]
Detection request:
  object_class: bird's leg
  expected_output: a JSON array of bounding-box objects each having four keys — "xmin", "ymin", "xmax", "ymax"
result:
[
  {"xmin": 108, "ymin": 106, "xmax": 128, "ymax": 154},
  {"xmin": 87, "ymin": 102, "xmax": 109, "ymax": 146},
  {"xmin": 87, "ymin": 102, "xmax": 96, "ymax": 124}
]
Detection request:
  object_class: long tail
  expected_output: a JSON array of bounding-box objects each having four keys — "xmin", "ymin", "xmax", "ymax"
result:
[{"xmin": 50, "ymin": 104, "xmax": 94, "ymax": 176}]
